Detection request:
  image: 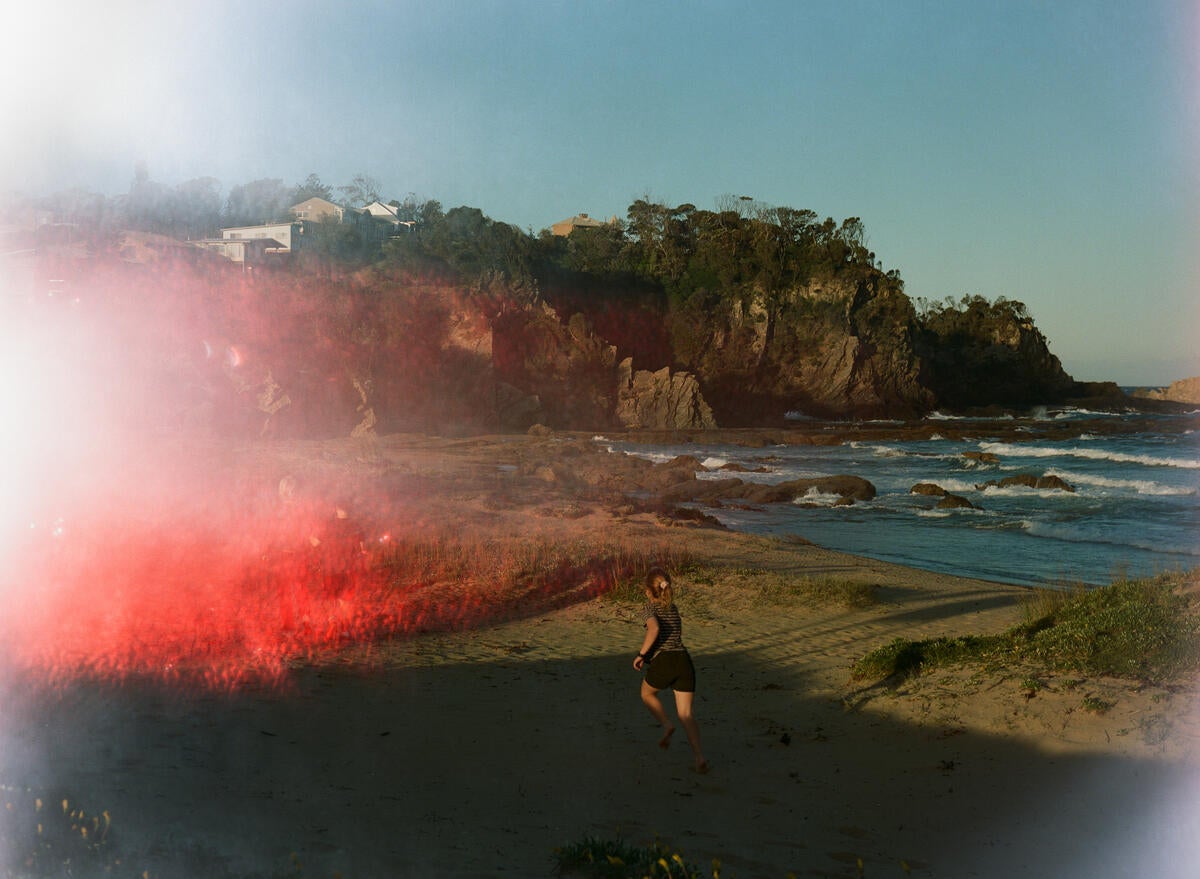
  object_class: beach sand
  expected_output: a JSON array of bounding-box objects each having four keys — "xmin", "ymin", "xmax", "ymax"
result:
[{"xmin": 3, "ymin": 432, "xmax": 1200, "ymax": 878}]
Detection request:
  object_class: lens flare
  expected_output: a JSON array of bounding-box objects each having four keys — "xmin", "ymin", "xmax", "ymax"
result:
[{"xmin": 1, "ymin": 258, "xmax": 621, "ymax": 693}]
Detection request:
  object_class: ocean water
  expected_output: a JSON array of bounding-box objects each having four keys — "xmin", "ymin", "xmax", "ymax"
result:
[{"xmin": 599, "ymin": 408, "xmax": 1200, "ymax": 588}]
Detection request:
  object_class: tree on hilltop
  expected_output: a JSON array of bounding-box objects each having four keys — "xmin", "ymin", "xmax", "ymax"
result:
[
  {"xmin": 337, "ymin": 173, "xmax": 383, "ymax": 208},
  {"xmin": 291, "ymin": 173, "xmax": 334, "ymax": 204},
  {"xmin": 223, "ymin": 178, "xmax": 292, "ymax": 227}
]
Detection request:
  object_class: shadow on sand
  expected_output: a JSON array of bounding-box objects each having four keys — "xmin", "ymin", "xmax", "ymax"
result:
[{"xmin": 3, "ymin": 640, "xmax": 1198, "ymax": 878}]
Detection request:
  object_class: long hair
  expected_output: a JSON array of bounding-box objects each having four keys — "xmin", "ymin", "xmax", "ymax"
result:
[{"xmin": 644, "ymin": 565, "xmax": 674, "ymax": 607}]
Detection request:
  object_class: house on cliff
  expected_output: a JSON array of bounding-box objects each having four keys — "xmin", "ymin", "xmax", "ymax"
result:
[
  {"xmin": 362, "ymin": 200, "xmax": 416, "ymax": 231},
  {"xmin": 550, "ymin": 213, "xmax": 617, "ymax": 236},
  {"xmin": 290, "ymin": 197, "xmax": 346, "ymax": 223},
  {"xmin": 191, "ymin": 236, "xmax": 287, "ymax": 267}
]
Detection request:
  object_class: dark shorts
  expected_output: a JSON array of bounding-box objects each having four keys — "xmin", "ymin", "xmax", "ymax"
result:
[{"xmin": 644, "ymin": 649, "xmax": 696, "ymax": 693}]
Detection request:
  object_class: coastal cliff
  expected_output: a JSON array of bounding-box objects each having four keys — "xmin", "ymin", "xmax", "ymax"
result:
[
  {"xmin": 663, "ymin": 271, "xmax": 932, "ymax": 421},
  {"xmin": 500, "ymin": 275, "xmax": 1079, "ymax": 427},
  {"xmin": 18, "ymin": 197, "xmax": 1119, "ymax": 437},
  {"xmin": 915, "ymin": 294, "xmax": 1076, "ymax": 410}
]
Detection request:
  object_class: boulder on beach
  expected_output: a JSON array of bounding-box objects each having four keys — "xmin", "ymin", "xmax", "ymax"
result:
[{"xmin": 640, "ymin": 455, "xmax": 708, "ymax": 491}]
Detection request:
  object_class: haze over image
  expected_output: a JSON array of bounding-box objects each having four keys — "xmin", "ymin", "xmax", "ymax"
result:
[
  {"xmin": 3, "ymin": 0, "xmax": 1197, "ymax": 384},
  {"xmin": 2, "ymin": 3, "xmax": 1200, "ymax": 879}
]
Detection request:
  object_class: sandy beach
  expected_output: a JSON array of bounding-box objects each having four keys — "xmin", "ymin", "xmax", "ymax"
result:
[{"xmin": 4, "ymin": 432, "xmax": 1200, "ymax": 878}]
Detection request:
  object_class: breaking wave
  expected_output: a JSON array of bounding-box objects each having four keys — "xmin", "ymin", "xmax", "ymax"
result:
[
  {"xmin": 1045, "ymin": 469, "xmax": 1197, "ymax": 496},
  {"xmin": 1022, "ymin": 520, "xmax": 1200, "ymax": 558},
  {"xmin": 980, "ymin": 442, "xmax": 1200, "ymax": 470},
  {"xmin": 792, "ymin": 487, "xmax": 847, "ymax": 507},
  {"xmin": 927, "ymin": 411, "xmax": 1014, "ymax": 422}
]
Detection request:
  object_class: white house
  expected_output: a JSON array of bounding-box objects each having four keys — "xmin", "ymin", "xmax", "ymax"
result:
[
  {"xmin": 192, "ymin": 237, "xmax": 285, "ymax": 264},
  {"xmin": 363, "ymin": 200, "xmax": 417, "ymax": 231},
  {"xmin": 220, "ymin": 222, "xmax": 301, "ymax": 252},
  {"xmin": 362, "ymin": 200, "xmax": 399, "ymax": 222}
]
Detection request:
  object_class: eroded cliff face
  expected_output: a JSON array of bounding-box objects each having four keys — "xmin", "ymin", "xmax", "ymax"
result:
[
  {"xmin": 492, "ymin": 304, "xmax": 621, "ymax": 430},
  {"xmin": 665, "ymin": 271, "xmax": 934, "ymax": 421},
  {"xmin": 491, "ymin": 304, "xmax": 717, "ymax": 431},
  {"xmin": 491, "ymin": 270, "xmax": 1085, "ymax": 427}
]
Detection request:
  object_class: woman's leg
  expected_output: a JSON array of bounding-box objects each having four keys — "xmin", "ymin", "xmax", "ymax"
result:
[
  {"xmin": 673, "ymin": 690, "xmax": 707, "ymax": 771},
  {"xmin": 640, "ymin": 679, "xmax": 675, "ymax": 747}
]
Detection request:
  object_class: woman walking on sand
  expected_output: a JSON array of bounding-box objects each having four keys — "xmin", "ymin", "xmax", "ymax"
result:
[{"xmin": 633, "ymin": 566, "xmax": 709, "ymax": 773}]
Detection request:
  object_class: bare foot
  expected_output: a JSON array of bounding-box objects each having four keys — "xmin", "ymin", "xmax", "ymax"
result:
[
  {"xmin": 658, "ymin": 727, "xmax": 676, "ymax": 749},
  {"xmin": 692, "ymin": 760, "xmax": 710, "ymax": 774}
]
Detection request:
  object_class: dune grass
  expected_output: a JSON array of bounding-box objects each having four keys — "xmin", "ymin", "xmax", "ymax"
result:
[
  {"xmin": 853, "ymin": 571, "xmax": 1200, "ymax": 685},
  {"xmin": 604, "ymin": 562, "xmax": 878, "ymax": 612}
]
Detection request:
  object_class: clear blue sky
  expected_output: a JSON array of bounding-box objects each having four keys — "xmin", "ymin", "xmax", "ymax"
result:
[{"xmin": 4, "ymin": 0, "xmax": 1196, "ymax": 384}]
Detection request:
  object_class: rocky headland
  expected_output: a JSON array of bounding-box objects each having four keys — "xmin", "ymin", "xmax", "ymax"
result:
[
  {"xmin": 1133, "ymin": 376, "xmax": 1200, "ymax": 405},
  {"xmin": 16, "ymin": 211, "xmax": 1192, "ymax": 443}
]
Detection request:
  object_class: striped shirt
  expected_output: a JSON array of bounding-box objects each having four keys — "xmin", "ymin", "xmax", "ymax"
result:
[{"xmin": 642, "ymin": 600, "xmax": 685, "ymax": 660}]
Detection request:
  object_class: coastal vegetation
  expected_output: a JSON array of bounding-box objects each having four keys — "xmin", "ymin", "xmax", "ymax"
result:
[{"xmin": 852, "ymin": 570, "xmax": 1200, "ymax": 685}]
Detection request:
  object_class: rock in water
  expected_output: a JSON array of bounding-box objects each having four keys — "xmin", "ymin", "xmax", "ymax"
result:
[
  {"xmin": 976, "ymin": 474, "xmax": 1075, "ymax": 493},
  {"xmin": 937, "ymin": 493, "xmax": 977, "ymax": 510}
]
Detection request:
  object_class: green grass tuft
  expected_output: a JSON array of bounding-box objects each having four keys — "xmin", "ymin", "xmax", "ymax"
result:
[
  {"xmin": 853, "ymin": 571, "xmax": 1200, "ymax": 685},
  {"xmin": 754, "ymin": 574, "xmax": 880, "ymax": 609}
]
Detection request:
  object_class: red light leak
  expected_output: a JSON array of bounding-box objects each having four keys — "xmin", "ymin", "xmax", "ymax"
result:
[
  {"xmin": 0, "ymin": 496, "xmax": 539, "ymax": 691},
  {"xmin": 0, "ymin": 253, "xmax": 616, "ymax": 692}
]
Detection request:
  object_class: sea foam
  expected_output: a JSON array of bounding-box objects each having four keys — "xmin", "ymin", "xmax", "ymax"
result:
[
  {"xmin": 1045, "ymin": 469, "xmax": 1196, "ymax": 496},
  {"xmin": 980, "ymin": 442, "xmax": 1200, "ymax": 470}
]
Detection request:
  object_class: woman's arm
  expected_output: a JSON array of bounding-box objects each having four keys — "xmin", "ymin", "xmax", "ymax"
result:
[{"xmin": 633, "ymin": 616, "xmax": 660, "ymax": 670}]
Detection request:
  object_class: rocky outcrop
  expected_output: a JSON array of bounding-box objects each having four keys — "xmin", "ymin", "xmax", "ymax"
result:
[
  {"xmin": 494, "ymin": 307, "xmax": 719, "ymax": 430},
  {"xmin": 911, "ymin": 483, "xmax": 978, "ymax": 509},
  {"xmin": 910, "ymin": 483, "xmax": 947, "ymax": 497},
  {"xmin": 492, "ymin": 305, "xmax": 621, "ymax": 430},
  {"xmin": 659, "ymin": 474, "xmax": 876, "ymax": 506},
  {"xmin": 666, "ymin": 272, "xmax": 934, "ymax": 421},
  {"xmin": 977, "ymin": 474, "xmax": 1076, "ymax": 493},
  {"xmin": 936, "ymin": 493, "xmax": 978, "ymax": 510},
  {"xmin": 1134, "ymin": 377, "xmax": 1200, "ymax": 405},
  {"xmin": 614, "ymin": 359, "xmax": 716, "ymax": 430},
  {"xmin": 917, "ymin": 297, "xmax": 1076, "ymax": 409}
]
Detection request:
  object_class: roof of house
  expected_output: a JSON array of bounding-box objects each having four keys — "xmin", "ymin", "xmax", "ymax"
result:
[
  {"xmin": 550, "ymin": 213, "xmax": 612, "ymax": 236},
  {"xmin": 290, "ymin": 197, "xmax": 345, "ymax": 216},
  {"xmin": 363, "ymin": 200, "xmax": 399, "ymax": 218},
  {"xmin": 220, "ymin": 222, "xmax": 298, "ymax": 233}
]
